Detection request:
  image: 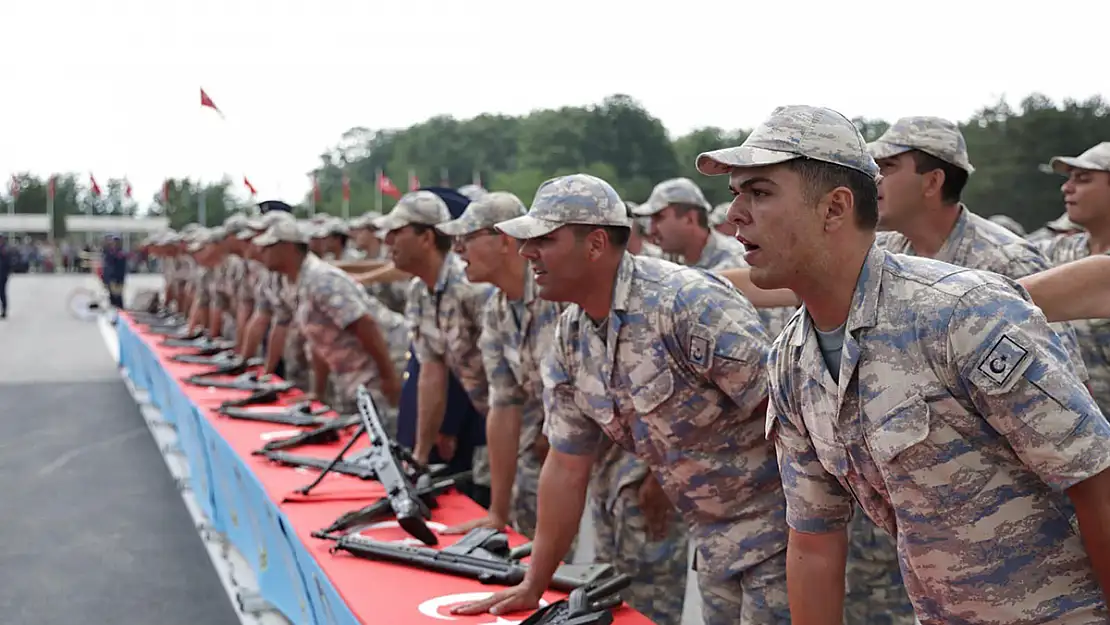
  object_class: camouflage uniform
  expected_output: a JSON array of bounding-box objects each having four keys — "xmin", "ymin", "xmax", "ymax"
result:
[
  {"xmin": 496, "ymin": 174, "xmax": 790, "ymax": 625},
  {"xmin": 861, "ymin": 118, "xmax": 1092, "ymax": 625},
  {"xmin": 695, "ymin": 104, "xmax": 1110, "ymax": 625},
  {"xmin": 438, "ymin": 193, "xmax": 562, "ymax": 538},
  {"xmin": 1026, "ymin": 212, "xmax": 1084, "ymax": 245},
  {"xmin": 1034, "ymin": 142, "xmax": 1110, "ymax": 418},
  {"xmin": 376, "ymin": 192, "xmax": 497, "ymax": 488}
]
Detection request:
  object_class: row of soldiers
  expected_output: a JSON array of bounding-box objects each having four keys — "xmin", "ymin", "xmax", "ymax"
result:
[{"xmin": 141, "ymin": 108, "xmax": 1110, "ymax": 625}]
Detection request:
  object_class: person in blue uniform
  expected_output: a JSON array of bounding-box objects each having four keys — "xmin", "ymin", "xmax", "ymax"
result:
[
  {"xmin": 394, "ymin": 186, "xmax": 491, "ymax": 508},
  {"xmin": 101, "ymin": 234, "xmax": 128, "ymax": 309}
]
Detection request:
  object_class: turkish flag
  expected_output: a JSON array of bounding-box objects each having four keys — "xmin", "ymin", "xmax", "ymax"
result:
[
  {"xmin": 378, "ymin": 172, "xmax": 401, "ymax": 199},
  {"xmin": 244, "ymin": 176, "xmax": 257, "ymax": 196},
  {"xmin": 125, "ymin": 179, "xmax": 133, "ymax": 198},
  {"xmin": 9, "ymin": 175, "xmax": 19, "ymax": 199},
  {"xmin": 313, "ymin": 174, "xmax": 321, "ymax": 205},
  {"xmin": 162, "ymin": 180, "xmax": 170, "ymax": 205},
  {"xmin": 408, "ymin": 170, "xmax": 420, "ymax": 191},
  {"xmin": 90, "ymin": 174, "xmax": 102, "ymax": 197},
  {"xmin": 47, "ymin": 175, "xmax": 55, "ymax": 200},
  {"xmin": 342, "ymin": 173, "xmax": 350, "ymax": 202},
  {"xmin": 200, "ymin": 88, "xmax": 223, "ymax": 117}
]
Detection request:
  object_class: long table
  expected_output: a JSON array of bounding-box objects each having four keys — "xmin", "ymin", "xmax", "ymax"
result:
[{"xmin": 116, "ymin": 314, "xmax": 651, "ymax": 625}]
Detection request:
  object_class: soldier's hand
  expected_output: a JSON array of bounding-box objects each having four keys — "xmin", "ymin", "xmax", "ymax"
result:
[
  {"xmin": 638, "ymin": 474, "xmax": 671, "ymax": 540},
  {"xmin": 450, "ymin": 582, "xmax": 543, "ymax": 617},
  {"xmin": 532, "ymin": 433, "xmax": 550, "ymax": 463},
  {"xmin": 380, "ymin": 374, "xmax": 402, "ymax": 407},
  {"xmin": 436, "ymin": 433, "xmax": 457, "ymax": 461},
  {"xmin": 441, "ymin": 513, "xmax": 508, "ymax": 535}
]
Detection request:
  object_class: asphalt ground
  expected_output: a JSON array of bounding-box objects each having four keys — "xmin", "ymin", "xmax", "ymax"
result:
[{"xmin": 0, "ymin": 273, "xmax": 238, "ymax": 625}]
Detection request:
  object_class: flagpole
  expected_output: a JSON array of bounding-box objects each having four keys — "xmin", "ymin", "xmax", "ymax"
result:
[
  {"xmin": 308, "ymin": 172, "xmax": 316, "ymax": 218},
  {"xmin": 375, "ymin": 168, "xmax": 383, "ymax": 213},
  {"xmin": 46, "ymin": 176, "xmax": 55, "ymax": 246},
  {"xmin": 341, "ymin": 171, "xmax": 351, "ymax": 220},
  {"xmin": 198, "ymin": 187, "xmax": 207, "ymax": 227}
]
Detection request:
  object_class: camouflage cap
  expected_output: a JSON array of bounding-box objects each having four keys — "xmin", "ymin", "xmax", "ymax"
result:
[
  {"xmin": 632, "ymin": 177, "xmax": 712, "ymax": 216},
  {"xmin": 458, "ymin": 184, "xmax": 489, "ymax": 202},
  {"xmin": 185, "ymin": 227, "xmax": 211, "ymax": 253},
  {"xmin": 1046, "ymin": 212, "xmax": 1084, "ymax": 233},
  {"xmin": 1049, "ymin": 141, "xmax": 1110, "ymax": 174},
  {"xmin": 180, "ymin": 223, "xmax": 203, "ymax": 234},
  {"xmin": 372, "ymin": 190, "xmax": 451, "ymax": 233},
  {"xmin": 867, "ymin": 116, "xmax": 974, "ymax": 174},
  {"xmin": 311, "ymin": 217, "xmax": 350, "ymax": 238},
  {"xmin": 709, "ymin": 202, "xmax": 731, "ymax": 226},
  {"xmin": 253, "ymin": 220, "xmax": 310, "ymax": 247},
  {"xmin": 245, "ymin": 209, "xmax": 295, "ymax": 232},
  {"xmin": 495, "ymin": 173, "xmax": 629, "ymax": 240},
  {"xmin": 349, "ymin": 212, "xmax": 382, "ymax": 230},
  {"xmin": 436, "ymin": 191, "xmax": 527, "ymax": 236},
  {"xmin": 696, "ymin": 105, "xmax": 879, "ymax": 179},
  {"xmin": 223, "ymin": 212, "xmax": 251, "ymax": 234}
]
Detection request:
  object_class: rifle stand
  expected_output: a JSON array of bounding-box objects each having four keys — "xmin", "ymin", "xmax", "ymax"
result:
[{"xmin": 294, "ymin": 423, "xmax": 374, "ymax": 496}]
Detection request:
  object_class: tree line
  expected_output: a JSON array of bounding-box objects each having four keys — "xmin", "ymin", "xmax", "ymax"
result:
[{"xmin": 6, "ymin": 93, "xmax": 1109, "ymax": 232}]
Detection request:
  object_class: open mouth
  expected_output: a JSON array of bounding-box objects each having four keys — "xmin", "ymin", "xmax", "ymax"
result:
[{"xmin": 735, "ymin": 234, "xmax": 760, "ymax": 252}]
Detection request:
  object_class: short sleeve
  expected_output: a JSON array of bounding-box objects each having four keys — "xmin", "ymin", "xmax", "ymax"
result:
[
  {"xmin": 667, "ymin": 277, "xmax": 770, "ymax": 417},
  {"xmin": 948, "ymin": 282, "xmax": 1110, "ymax": 491},
  {"xmin": 479, "ymin": 298, "xmax": 527, "ymax": 409},
  {"xmin": 405, "ymin": 282, "xmax": 440, "ymax": 365},
  {"xmin": 194, "ymin": 271, "xmax": 212, "ymax": 307},
  {"xmin": 766, "ymin": 355, "xmax": 854, "ymax": 533},
  {"xmin": 540, "ymin": 321, "xmax": 605, "ymax": 456}
]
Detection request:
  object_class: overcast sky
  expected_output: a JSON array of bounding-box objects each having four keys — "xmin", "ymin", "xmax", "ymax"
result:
[{"xmin": 1, "ymin": 0, "xmax": 1106, "ymax": 207}]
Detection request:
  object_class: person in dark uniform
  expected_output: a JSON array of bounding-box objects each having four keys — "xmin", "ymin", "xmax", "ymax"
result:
[
  {"xmin": 101, "ymin": 234, "xmax": 129, "ymax": 308},
  {"xmin": 0, "ymin": 234, "xmax": 11, "ymax": 318},
  {"xmin": 394, "ymin": 187, "xmax": 491, "ymax": 508}
]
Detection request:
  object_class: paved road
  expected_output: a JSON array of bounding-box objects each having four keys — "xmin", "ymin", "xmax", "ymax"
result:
[{"xmin": 0, "ymin": 273, "xmax": 238, "ymax": 625}]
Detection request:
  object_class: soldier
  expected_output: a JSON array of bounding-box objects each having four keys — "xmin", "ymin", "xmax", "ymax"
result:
[
  {"xmin": 1035, "ymin": 141, "xmax": 1110, "ymax": 417},
  {"xmin": 710, "ymin": 201, "xmax": 734, "ymax": 236},
  {"xmin": 347, "ymin": 212, "xmax": 409, "ymax": 314},
  {"xmin": 1026, "ymin": 212, "xmax": 1084, "ymax": 245},
  {"xmin": 633, "ymin": 177, "xmax": 745, "ymax": 270},
  {"xmin": 252, "ymin": 219, "xmax": 404, "ymax": 419},
  {"xmin": 376, "ymin": 190, "xmax": 496, "ymax": 505},
  {"xmin": 206, "ymin": 214, "xmax": 251, "ymax": 341},
  {"xmin": 309, "ymin": 217, "xmax": 357, "ymax": 261},
  {"xmin": 184, "ymin": 228, "xmax": 218, "ymax": 333},
  {"xmin": 434, "ymin": 191, "xmax": 564, "ymax": 540},
  {"xmin": 624, "ymin": 202, "xmax": 664, "ymax": 258},
  {"xmin": 702, "ymin": 103, "xmax": 1110, "ymax": 625},
  {"xmin": 586, "ymin": 199, "xmax": 691, "ymax": 625},
  {"xmin": 988, "ymin": 214, "xmax": 1025, "ymax": 237},
  {"xmin": 455, "ymin": 174, "xmax": 789, "ymax": 624},
  {"xmin": 858, "ymin": 116, "xmax": 1090, "ymax": 624}
]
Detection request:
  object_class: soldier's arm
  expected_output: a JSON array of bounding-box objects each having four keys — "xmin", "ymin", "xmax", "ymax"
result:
[
  {"xmin": 333, "ymin": 258, "xmax": 389, "ymax": 272},
  {"xmin": 351, "ymin": 263, "xmax": 412, "ymax": 285},
  {"xmin": 409, "ymin": 289, "xmax": 449, "ymax": 464},
  {"xmin": 766, "ymin": 374, "xmax": 853, "ymax": 625},
  {"xmin": 948, "ymin": 282, "xmax": 1110, "ymax": 599},
  {"xmin": 480, "ymin": 299, "xmax": 527, "ymax": 528},
  {"xmin": 716, "ymin": 267, "xmax": 800, "ymax": 308},
  {"xmin": 1019, "ymin": 254, "xmax": 1110, "ymax": 322},
  {"xmin": 264, "ymin": 297, "xmax": 295, "ymax": 374}
]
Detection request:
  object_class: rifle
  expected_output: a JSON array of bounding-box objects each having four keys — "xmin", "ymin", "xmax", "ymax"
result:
[
  {"xmin": 311, "ymin": 471, "xmax": 472, "ymax": 536},
  {"xmin": 520, "ymin": 574, "xmax": 631, "ymax": 625},
  {"xmin": 148, "ymin": 324, "xmax": 200, "ymax": 338},
  {"xmin": 319, "ymin": 529, "xmax": 616, "ymax": 592},
  {"xmin": 253, "ymin": 414, "xmax": 361, "ymax": 455},
  {"xmin": 133, "ymin": 311, "xmax": 182, "ymax": 326},
  {"xmin": 170, "ymin": 350, "xmax": 238, "ymax": 365},
  {"xmin": 217, "ymin": 388, "xmax": 287, "ymax": 410},
  {"xmin": 265, "ymin": 451, "xmax": 379, "ymax": 479},
  {"xmin": 162, "ymin": 336, "xmax": 236, "ymax": 355},
  {"xmin": 294, "ymin": 385, "xmax": 440, "ymax": 545},
  {"xmin": 190, "ymin": 356, "xmax": 263, "ymax": 378},
  {"xmin": 218, "ymin": 400, "xmax": 333, "ymax": 427},
  {"xmin": 184, "ymin": 370, "xmax": 294, "ymax": 393}
]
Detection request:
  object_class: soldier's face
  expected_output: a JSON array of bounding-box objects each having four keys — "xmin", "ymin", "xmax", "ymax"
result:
[
  {"xmin": 1061, "ymin": 168, "xmax": 1110, "ymax": 227},
  {"xmin": 353, "ymin": 228, "xmax": 381, "ymax": 256},
  {"xmin": 383, "ymin": 226, "xmax": 421, "ymax": 272},
  {"xmin": 518, "ymin": 226, "xmax": 592, "ymax": 303},
  {"xmin": 875, "ymin": 153, "xmax": 924, "ymax": 231},
  {"xmin": 308, "ymin": 237, "xmax": 326, "ymax": 256},
  {"xmin": 648, "ymin": 206, "xmax": 692, "ymax": 254},
  {"xmin": 727, "ymin": 165, "xmax": 823, "ymax": 290},
  {"xmin": 453, "ymin": 229, "xmax": 502, "ymax": 284}
]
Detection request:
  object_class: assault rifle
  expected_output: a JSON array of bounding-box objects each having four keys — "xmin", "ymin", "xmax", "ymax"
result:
[
  {"xmin": 132, "ymin": 311, "xmax": 183, "ymax": 326},
  {"xmin": 148, "ymin": 324, "xmax": 200, "ymax": 338},
  {"xmin": 218, "ymin": 400, "xmax": 333, "ymax": 427},
  {"xmin": 519, "ymin": 574, "xmax": 631, "ymax": 625},
  {"xmin": 170, "ymin": 350, "xmax": 238, "ymax": 365},
  {"xmin": 318, "ymin": 527, "xmax": 616, "ymax": 592},
  {"xmin": 184, "ymin": 370, "xmax": 294, "ymax": 393},
  {"xmin": 162, "ymin": 336, "xmax": 236, "ymax": 355},
  {"xmin": 218, "ymin": 387, "xmax": 289, "ymax": 410},
  {"xmin": 262, "ymin": 385, "xmax": 442, "ymax": 487},
  {"xmin": 252, "ymin": 414, "xmax": 361, "ymax": 454},
  {"xmin": 311, "ymin": 470, "xmax": 472, "ymax": 536}
]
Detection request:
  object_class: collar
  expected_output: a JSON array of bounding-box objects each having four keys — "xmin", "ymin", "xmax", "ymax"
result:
[
  {"xmin": 294, "ymin": 252, "xmax": 321, "ymax": 291},
  {"xmin": 610, "ymin": 252, "xmax": 636, "ymax": 313},
  {"xmin": 793, "ymin": 243, "xmax": 885, "ymax": 346}
]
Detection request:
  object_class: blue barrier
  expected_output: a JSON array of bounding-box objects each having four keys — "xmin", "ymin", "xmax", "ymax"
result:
[{"xmin": 117, "ymin": 318, "xmax": 319, "ymax": 624}]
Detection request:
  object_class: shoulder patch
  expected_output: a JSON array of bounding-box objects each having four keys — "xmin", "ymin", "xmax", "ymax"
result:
[
  {"xmin": 977, "ymin": 334, "xmax": 1030, "ymax": 385},
  {"xmin": 689, "ymin": 335, "xmax": 711, "ymax": 368}
]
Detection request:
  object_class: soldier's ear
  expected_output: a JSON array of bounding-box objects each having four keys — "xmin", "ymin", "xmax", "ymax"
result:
[{"xmin": 820, "ymin": 186, "xmax": 853, "ymax": 233}]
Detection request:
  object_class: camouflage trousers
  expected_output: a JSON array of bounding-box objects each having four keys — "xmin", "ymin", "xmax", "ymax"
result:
[
  {"xmin": 590, "ymin": 481, "xmax": 688, "ymax": 625},
  {"xmin": 282, "ymin": 327, "xmax": 311, "ymax": 392},
  {"xmin": 846, "ymin": 506, "xmax": 915, "ymax": 625},
  {"xmin": 698, "ymin": 551, "xmax": 790, "ymax": 625}
]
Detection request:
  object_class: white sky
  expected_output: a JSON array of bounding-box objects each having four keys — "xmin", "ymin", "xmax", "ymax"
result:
[{"xmin": 0, "ymin": 0, "xmax": 1106, "ymax": 207}]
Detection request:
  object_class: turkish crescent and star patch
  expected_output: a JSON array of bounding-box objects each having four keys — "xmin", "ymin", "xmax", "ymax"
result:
[
  {"xmin": 689, "ymin": 335, "xmax": 711, "ymax": 368},
  {"xmin": 977, "ymin": 334, "xmax": 1030, "ymax": 385}
]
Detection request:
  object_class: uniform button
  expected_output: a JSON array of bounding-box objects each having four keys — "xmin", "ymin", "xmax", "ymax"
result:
[
  {"xmin": 402, "ymin": 371, "xmax": 410, "ymax": 382},
  {"xmin": 404, "ymin": 351, "xmax": 412, "ymax": 360}
]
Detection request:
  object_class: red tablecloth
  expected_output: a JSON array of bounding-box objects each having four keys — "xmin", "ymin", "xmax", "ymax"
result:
[{"xmin": 129, "ymin": 316, "xmax": 651, "ymax": 625}]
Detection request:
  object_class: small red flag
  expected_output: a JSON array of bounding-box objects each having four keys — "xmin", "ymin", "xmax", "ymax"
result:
[
  {"xmin": 200, "ymin": 88, "xmax": 225, "ymax": 118},
  {"xmin": 342, "ymin": 174, "xmax": 351, "ymax": 202},
  {"xmin": 47, "ymin": 175, "xmax": 56, "ymax": 200},
  {"xmin": 90, "ymin": 174, "xmax": 102, "ymax": 197},
  {"xmin": 9, "ymin": 175, "xmax": 19, "ymax": 200},
  {"xmin": 378, "ymin": 172, "xmax": 401, "ymax": 200},
  {"xmin": 125, "ymin": 179, "xmax": 133, "ymax": 198},
  {"xmin": 244, "ymin": 176, "xmax": 257, "ymax": 196},
  {"xmin": 408, "ymin": 170, "xmax": 421, "ymax": 191},
  {"xmin": 312, "ymin": 174, "xmax": 321, "ymax": 205}
]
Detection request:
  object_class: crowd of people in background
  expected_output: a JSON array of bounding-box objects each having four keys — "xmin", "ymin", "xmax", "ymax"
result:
[{"xmin": 0, "ymin": 236, "xmax": 158, "ymax": 274}]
